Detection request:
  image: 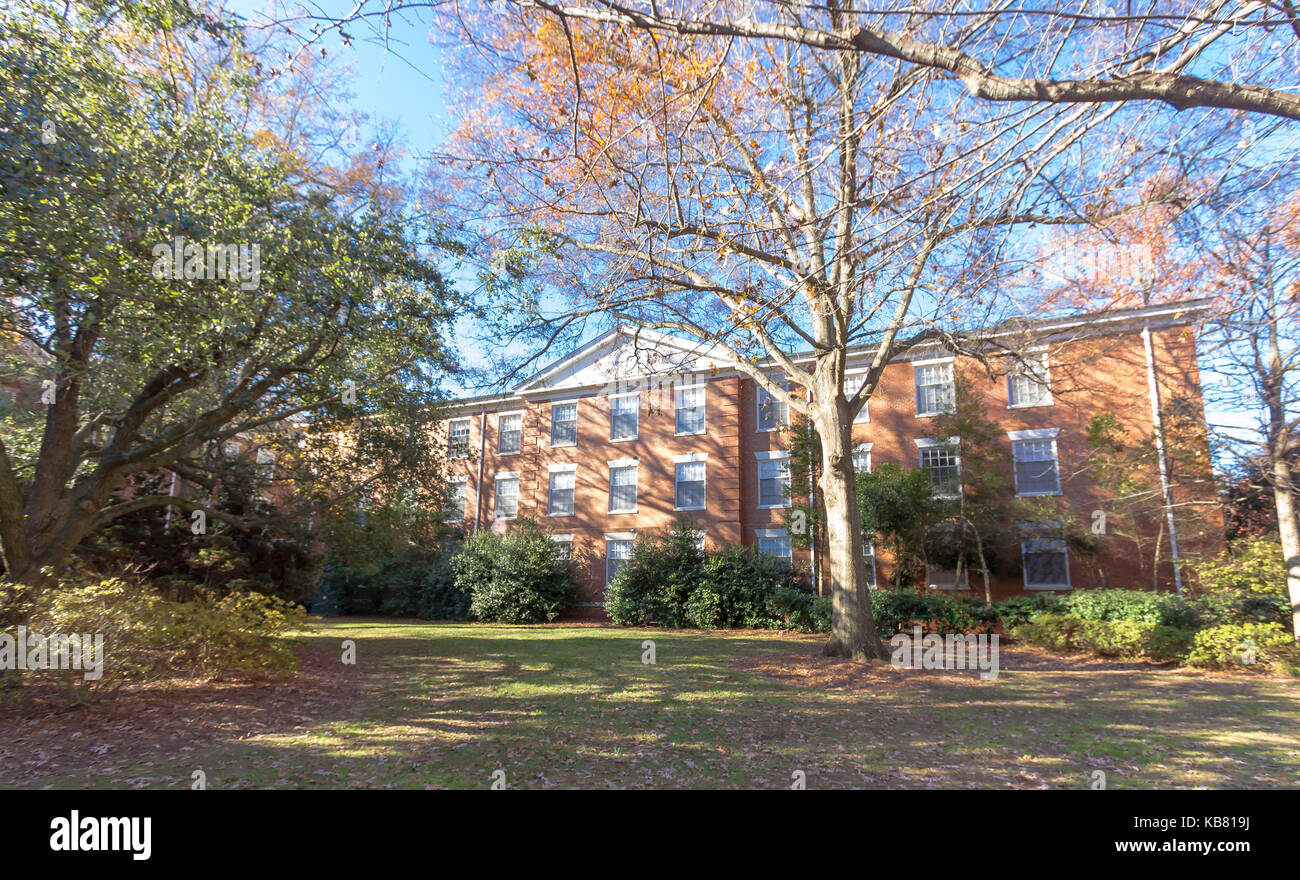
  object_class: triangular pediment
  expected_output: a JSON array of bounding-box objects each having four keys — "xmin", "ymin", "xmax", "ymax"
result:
[{"xmin": 514, "ymin": 327, "xmax": 732, "ymax": 395}]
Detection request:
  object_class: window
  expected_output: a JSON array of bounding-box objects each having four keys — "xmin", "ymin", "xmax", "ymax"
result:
[
  {"xmin": 852, "ymin": 443, "xmax": 872, "ymax": 474},
  {"xmin": 255, "ymin": 448, "xmax": 275, "ymax": 480},
  {"xmin": 444, "ymin": 477, "xmax": 468, "ymax": 522},
  {"xmin": 550, "ymin": 534, "xmax": 573, "ymax": 561},
  {"xmin": 611, "ymin": 393, "xmax": 638, "ymax": 441},
  {"xmin": 606, "ymin": 536, "xmax": 634, "ymax": 585},
  {"xmin": 914, "ymin": 361, "xmax": 955, "ymax": 417},
  {"xmin": 675, "ymin": 385, "xmax": 706, "ymax": 435},
  {"xmin": 918, "ymin": 440, "xmax": 961, "ymax": 497},
  {"xmin": 863, "ymin": 539, "xmax": 877, "ymax": 589},
  {"xmin": 548, "ymin": 467, "xmax": 575, "ymax": 516},
  {"xmin": 551, "ymin": 402, "xmax": 577, "ymax": 447},
  {"xmin": 1008, "ymin": 352, "xmax": 1052, "ymax": 408},
  {"xmin": 675, "ymin": 460, "xmax": 706, "ymax": 510},
  {"xmin": 756, "ymin": 383, "xmax": 789, "ymax": 431},
  {"xmin": 926, "ymin": 564, "xmax": 969, "ymax": 591},
  {"xmin": 494, "ymin": 474, "xmax": 519, "ymax": 520},
  {"xmin": 498, "ymin": 412, "xmax": 522, "ymax": 455},
  {"xmin": 843, "ymin": 373, "xmax": 870, "ymax": 423},
  {"xmin": 756, "ymin": 529, "xmax": 792, "ymax": 562},
  {"xmin": 608, "ymin": 462, "xmax": 638, "ymax": 513},
  {"xmin": 1021, "ymin": 524, "xmax": 1070, "ymax": 589},
  {"xmin": 448, "ymin": 419, "xmax": 470, "ymax": 460},
  {"xmin": 757, "ymin": 452, "xmax": 791, "ymax": 508},
  {"xmin": 1012, "ymin": 433, "xmax": 1061, "ymax": 496}
]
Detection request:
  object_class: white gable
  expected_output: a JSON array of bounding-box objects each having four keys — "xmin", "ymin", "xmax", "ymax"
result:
[{"xmin": 515, "ymin": 327, "xmax": 732, "ymax": 395}]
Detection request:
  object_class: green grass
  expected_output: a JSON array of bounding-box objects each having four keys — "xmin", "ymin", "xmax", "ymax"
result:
[{"xmin": 20, "ymin": 618, "xmax": 1300, "ymax": 789}]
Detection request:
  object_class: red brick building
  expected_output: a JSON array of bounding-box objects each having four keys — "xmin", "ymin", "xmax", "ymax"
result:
[{"xmin": 441, "ymin": 300, "xmax": 1218, "ymax": 611}]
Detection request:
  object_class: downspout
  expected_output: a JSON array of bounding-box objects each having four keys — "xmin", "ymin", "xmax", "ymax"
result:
[
  {"xmin": 1141, "ymin": 322, "xmax": 1184, "ymax": 595},
  {"xmin": 807, "ymin": 387, "xmax": 819, "ymax": 595},
  {"xmin": 473, "ymin": 409, "xmax": 487, "ymax": 534}
]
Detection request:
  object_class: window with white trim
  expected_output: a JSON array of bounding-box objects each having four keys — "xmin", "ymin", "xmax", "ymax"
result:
[
  {"xmin": 255, "ymin": 448, "xmax": 275, "ymax": 480},
  {"xmin": 843, "ymin": 373, "xmax": 870, "ymax": 423},
  {"xmin": 1007, "ymin": 352, "xmax": 1052, "ymax": 408},
  {"xmin": 914, "ymin": 361, "xmax": 955, "ymax": 417},
  {"xmin": 926, "ymin": 564, "xmax": 969, "ymax": 591},
  {"xmin": 494, "ymin": 475, "xmax": 519, "ymax": 520},
  {"xmin": 757, "ymin": 453, "xmax": 791, "ymax": 508},
  {"xmin": 675, "ymin": 460, "xmax": 706, "ymax": 510},
  {"xmin": 444, "ymin": 477, "xmax": 468, "ymax": 522},
  {"xmin": 675, "ymin": 385, "xmax": 705, "ymax": 435},
  {"xmin": 608, "ymin": 463, "xmax": 638, "ymax": 513},
  {"xmin": 611, "ymin": 393, "xmax": 638, "ymax": 441},
  {"xmin": 1012, "ymin": 438, "xmax": 1061, "ymax": 496},
  {"xmin": 498, "ymin": 412, "xmax": 522, "ymax": 455},
  {"xmin": 919, "ymin": 441, "xmax": 961, "ymax": 497},
  {"xmin": 551, "ymin": 402, "xmax": 577, "ymax": 447},
  {"xmin": 548, "ymin": 468, "xmax": 575, "ymax": 516},
  {"xmin": 756, "ymin": 383, "xmax": 789, "ymax": 432},
  {"xmin": 852, "ymin": 444, "xmax": 872, "ymax": 474},
  {"xmin": 863, "ymin": 539, "xmax": 877, "ymax": 589},
  {"xmin": 550, "ymin": 534, "xmax": 573, "ymax": 562},
  {"xmin": 448, "ymin": 418, "xmax": 471, "ymax": 460},
  {"xmin": 756, "ymin": 530, "xmax": 792, "ymax": 562},
  {"xmin": 606, "ymin": 537, "xmax": 634, "ymax": 584},
  {"xmin": 1021, "ymin": 523, "xmax": 1070, "ymax": 589}
]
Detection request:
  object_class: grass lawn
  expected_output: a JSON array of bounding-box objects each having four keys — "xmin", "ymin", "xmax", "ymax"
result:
[{"xmin": 3, "ymin": 617, "xmax": 1298, "ymax": 789}]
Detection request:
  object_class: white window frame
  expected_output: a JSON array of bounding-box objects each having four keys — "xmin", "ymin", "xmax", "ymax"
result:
[
  {"xmin": 1009, "ymin": 428, "xmax": 1062, "ymax": 496},
  {"xmin": 916, "ymin": 437, "xmax": 961, "ymax": 499},
  {"xmin": 852, "ymin": 442, "xmax": 873, "ymax": 474},
  {"xmin": 551, "ymin": 401, "xmax": 578, "ymax": 447},
  {"xmin": 914, "ymin": 358, "xmax": 955, "ymax": 418},
  {"xmin": 447, "ymin": 418, "xmax": 471, "ymax": 460},
  {"xmin": 755, "ymin": 451, "xmax": 792, "ymax": 509},
  {"xmin": 605, "ymin": 532, "xmax": 635, "ymax": 585},
  {"xmin": 672, "ymin": 452, "xmax": 708, "ymax": 511},
  {"xmin": 1020, "ymin": 522, "xmax": 1072, "ymax": 590},
  {"xmin": 547, "ymin": 463, "xmax": 577, "ymax": 517},
  {"xmin": 863, "ymin": 538, "xmax": 877, "ymax": 590},
  {"xmin": 926, "ymin": 563, "xmax": 970, "ymax": 592},
  {"xmin": 1007, "ymin": 350, "xmax": 1053, "ymax": 409},
  {"xmin": 756, "ymin": 381, "xmax": 790, "ymax": 432},
  {"xmin": 754, "ymin": 528, "xmax": 792, "ymax": 562},
  {"xmin": 843, "ymin": 371, "xmax": 870, "ymax": 423},
  {"xmin": 255, "ymin": 447, "xmax": 276, "ymax": 480},
  {"xmin": 549, "ymin": 533, "xmax": 574, "ymax": 562},
  {"xmin": 610, "ymin": 392, "xmax": 639, "ymax": 442},
  {"xmin": 444, "ymin": 475, "xmax": 468, "ymax": 523},
  {"xmin": 674, "ymin": 383, "xmax": 707, "ymax": 436},
  {"xmin": 493, "ymin": 472, "xmax": 520, "ymax": 521},
  {"xmin": 608, "ymin": 458, "xmax": 638, "ymax": 513},
  {"xmin": 497, "ymin": 411, "xmax": 524, "ymax": 456}
]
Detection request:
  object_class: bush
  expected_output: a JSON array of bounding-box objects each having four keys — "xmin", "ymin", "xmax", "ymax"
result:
[
  {"xmin": 452, "ymin": 520, "xmax": 575, "ymax": 623},
  {"xmin": 28, "ymin": 578, "xmax": 305, "ymax": 694},
  {"xmin": 604, "ymin": 518, "xmax": 704, "ymax": 626},
  {"xmin": 868, "ymin": 590, "xmax": 998, "ymax": 635},
  {"xmin": 1010, "ymin": 612, "xmax": 1196, "ymax": 662},
  {"xmin": 810, "ymin": 595, "xmax": 833, "ymax": 634},
  {"xmin": 994, "ymin": 594, "xmax": 1067, "ymax": 629},
  {"xmin": 1062, "ymin": 588, "xmax": 1201, "ymax": 628},
  {"xmin": 415, "ymin": 546, "xmax": 471, "ymax": 621},
  {"xmin": 684, "ymin": 546, "xmax": 802, "ymax": 629},
  {"xmin": 1009, "ymin": 613, "xmax": 1083, "ymax": 652},
  {"xmin": 1186, "ymin": 622, "xmax": 1299, "ymax": 673}
]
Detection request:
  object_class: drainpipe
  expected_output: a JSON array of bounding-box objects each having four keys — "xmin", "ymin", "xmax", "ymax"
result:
[
  {"xmin": 1141, "ymin": 322, "xmax": 1184, "ymax": 595},
  {"xmin": 806, "ymin": 387, "xmax": 819, "ymax": 595},
  {"xmin": 473, "ymin": 409, "xmax": 487, "ymax": 534}
]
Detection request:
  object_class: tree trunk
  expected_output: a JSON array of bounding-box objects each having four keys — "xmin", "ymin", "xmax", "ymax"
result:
[
  {"xmin": 815, "ymin": 410, "xmax": 887, "ymax": 661},
  {"xmin": 1271, "ymin": 463, "xmax": 1300, "ymax": 641}
]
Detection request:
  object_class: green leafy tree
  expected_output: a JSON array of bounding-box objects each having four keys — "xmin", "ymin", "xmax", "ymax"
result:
[{"xmin": 855, "ymin": 462, "xmax": 936, "ymax": 590}]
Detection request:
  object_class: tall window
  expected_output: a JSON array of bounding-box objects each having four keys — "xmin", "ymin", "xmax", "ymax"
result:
[
  {"xmin": 756, "ymin": 530, "xmax": 792, "ymax": 562},
  {"xmin": 498, "ymin": 412, "xmax": 522, "ymax": 455},
  {"xmin": 1008, "ymin": 352, "xmax": 1052, "ymax": 408},
  {"xmin": 675, "ymin": 385, "xmax": 706, "ymax": 435},
  {"xmin": 444, "ymin": 477, "xmax": 467, "ymax": 522},
  {"xmin": 255, "ymin": 448, "xmax": 276, "ymax": 480},
  {"xmin": 756, "ymin": 384, "xmax": 789, "ymax": 431},
  {"xmin": 914, "ymin": 361, "xmax": 955, "ymax": 417},
  {"xmin": 1021, "ymin": 524, "xmax": 1070, "ymax": 589},
  {"xmin": 494, "ymin": 475, "xmax": 519, "ymax": 520},
  {"xmin": 609, "ymin": 463, "xmax": 638, "ymax": 513},
  {"xmin": 843, "ymin": 373, "xmax": 870, "ymax": 423},
  {"xmin": 675, "ymin": 460, "xmax": 706, "ymax": 510},
  {"xmin": 448, "ymin": 419, "xmax": 470, "ymax": 460},
  {"xmin": 548, "ymin": 468, "xmax": 575, "ymax": 516},
  {"xmin": 606, "ymin": 537, "xmax": 634, "ymax": 584},
  {"xmin": 611, "ymin": 393, "xmax": 638, "ymax": 441},
  {"xmin": 926, "ymin": 564, "xmax": 969, "ymax": 591},
  {"xmin": 863, "ymin": 539, "xmax": 877, "ymax": 589},
  {"xmin": 919, "ymin": 442, "xmax": 960, "ymax": 497},
  {"xmin": 551, "ymin": 402, "xmax": 577, "ymax": 447},
  {"xmin": 757, "ymin": 454, "xmax": 791, "ymax": 508},
  {"xmin": 1012, "ymin": 437, "xmax": 1061, "ymax": 495},
  {"xmin": 550, "ymin": 534, "xmax": 573, "ymax": 562},
  {"xmin": 852, "ymin": 444, "xmax": 872, "ymax": 474}
]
